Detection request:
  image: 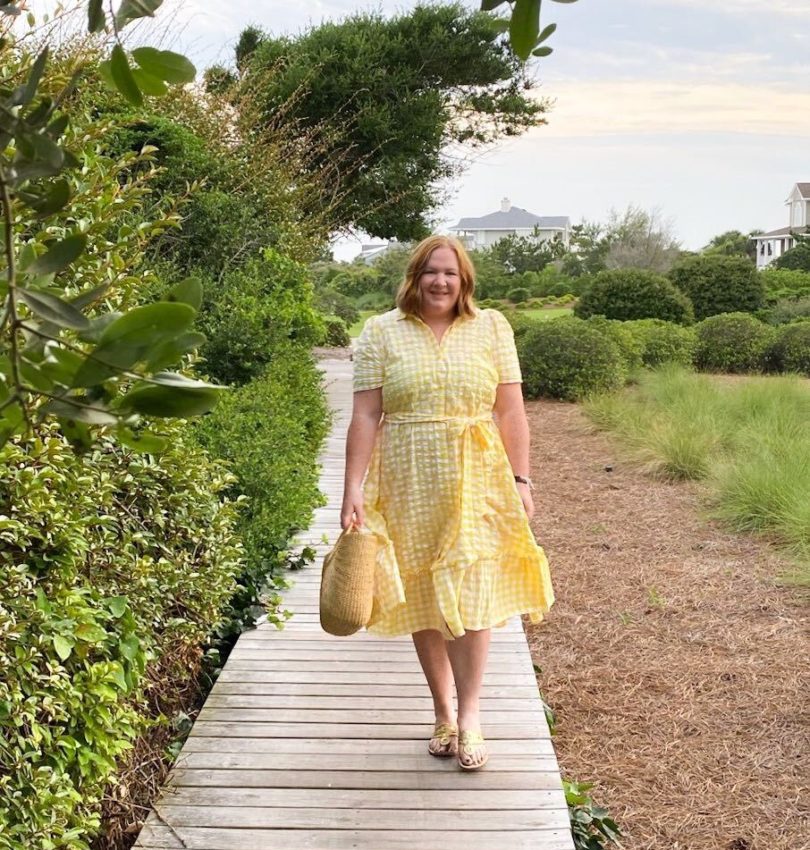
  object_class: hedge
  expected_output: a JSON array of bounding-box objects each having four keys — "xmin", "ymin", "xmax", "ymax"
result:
[
  {"xmin": 0, "ymin": 424, "xmax": 243, "ymax": 849},
  {"xmin": 764, "ymin": 321, "xmax": 810, "ymax": 376},
  {"xmin": 574, "ymin": 268, "xmax": 694, "ymax": 324},
  {"xmin": 624, "ymin": 318, "xmax": 697, "ymax": 368},
  {"xmin": 517, "ymin": 316, "xmax": 626, "ymax": 401},
  {"xmin": 694, "ymin": 313, "xmax": 774, "ymax": 373},
  {"xmin": 669, "ymin": 255, "xmax": 764, "ymax": 320}
]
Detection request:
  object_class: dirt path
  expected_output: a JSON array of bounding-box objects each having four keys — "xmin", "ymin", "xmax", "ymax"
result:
[{"xmin": 524, "ymin": 399, "xmax": 809, "ymax": 850}]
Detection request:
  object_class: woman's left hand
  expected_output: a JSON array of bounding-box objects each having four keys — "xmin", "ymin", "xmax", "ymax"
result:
[{"xmin": 516, "ymin": 482, "xmax": 535, "ymax": 520}]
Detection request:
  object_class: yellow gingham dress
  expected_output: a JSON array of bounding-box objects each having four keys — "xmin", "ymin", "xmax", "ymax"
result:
[{"xmin": 352, "ymin": 305, "xmax": 555, "ymax": 639}]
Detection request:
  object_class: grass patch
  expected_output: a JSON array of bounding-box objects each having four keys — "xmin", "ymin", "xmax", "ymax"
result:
[
  {"xmin": 583, "ymin": 365, "xmax": 810, "ymax": 587},
  {"xmin": 520, "ymin": 307, "xmax": 573, "ymax": 321},
  {"xmin": 348, "ymin": 309, "xmax": 379, "ymax": 338}
]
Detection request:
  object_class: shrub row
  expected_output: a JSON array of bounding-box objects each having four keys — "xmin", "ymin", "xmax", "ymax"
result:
[{"xmin": 511, "ymin": 311, "xmax": 810, "ymax": 401}]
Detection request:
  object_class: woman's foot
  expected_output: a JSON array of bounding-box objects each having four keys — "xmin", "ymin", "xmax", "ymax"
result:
[
  {"xmin": 428, "ymin": 721, "xmax": 458, "ymax": 757},
  {"xmin": 457, "ymin": 729, "xmax": 488, "ymax": 770}
]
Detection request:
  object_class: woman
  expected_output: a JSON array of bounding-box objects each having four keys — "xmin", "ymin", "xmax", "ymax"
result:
[{"xmin": 341, "ymin": 235, "xmax": 555, "ymax": 771}]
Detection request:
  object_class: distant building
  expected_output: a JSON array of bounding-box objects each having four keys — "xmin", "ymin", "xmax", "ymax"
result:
[
  {"xmin": 450, "ymin": 198, "xmax": 570, "ymax": 251},
  {"xmin": 752, "ymin": 182, "xmax": 810, "ymax": 269}
]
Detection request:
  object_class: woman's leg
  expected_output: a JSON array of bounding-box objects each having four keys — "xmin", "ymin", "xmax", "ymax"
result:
[
  {"xmin": 412, "ymin": 629, "xmax": 457, "ymax": 754},
  {"xmin": 446, "ymin": 628, "xmax": 491, "ymax": 767}
]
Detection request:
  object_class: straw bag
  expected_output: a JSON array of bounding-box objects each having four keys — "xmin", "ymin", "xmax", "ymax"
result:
[{"xmin": 319, "ymin": 522, "xmax": 377, "ymax": 636}]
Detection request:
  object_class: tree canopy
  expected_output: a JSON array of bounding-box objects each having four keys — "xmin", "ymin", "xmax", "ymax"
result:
[{"xmin": 233, "ymin": 4, "xmax": 548, "ymax": 240}]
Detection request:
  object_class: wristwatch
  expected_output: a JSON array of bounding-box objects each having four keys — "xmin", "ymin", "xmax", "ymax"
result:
[{"xmin": 514, "ymin": 474, "xmax": 535, "ymax": 491}]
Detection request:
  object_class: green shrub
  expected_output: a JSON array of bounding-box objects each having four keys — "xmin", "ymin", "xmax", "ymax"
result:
[
  {"xmin": 199, "ymin": 248, "xmax": 326, "ymax": 386},
  {"xmin": 694, "ymin": 313, "xmax": 774, "ymax": 373},
  {"xmin": 323, "ymin": 315, "xmax": 351, "ymax": 347},
  {"xmin": 507, "ymin": 286, "xmax": 530, "ymax": 303},
  {"xmin": 669, "ymin": 255, "xmax": 764, "ymax": 320},
  {"xmin": 762, "ymin": 296, "xmax": 810, "ymax": 326},
  {"xmin": 624, "ymin": 318, "xmax": 697, "ymax": 368},
  {"xmin": 774, "ymin": 237, "xmax": 810, "ymax": 272},
  {"xmin": 518, "ymin": 317, "xmax": 626, "ymax": 401},
  {"xmin": 585, "ymin": 316, "xmax": 645, "ymax": 372},
  {"xmin": 759, "ymin": 268, "xmax": 810, "ymax": 302},
  {"xmin": 501, "ymin": 309, "xmax": 540, "ymax": 340},
  {"xmin": 0, "ymin": 424, "xmax": 243, "ymax": 848},
  {"xmin": 574, "ymin": 269, "xmax": 694, "ymax": 324},
  {"xmin": 315, "ymin": 287, "xmax": 360, "ymax": 327},
  {"xmin": 764, "ymin": 322, "xmax": 810, "ymax": 376},
  {"xmin": 194, "ymin": 343, "xmax": 331, "ymax": 584}
]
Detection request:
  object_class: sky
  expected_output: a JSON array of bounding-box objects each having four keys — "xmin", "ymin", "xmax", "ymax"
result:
[{"xmin": 38, "ymin": 0, "xmax": 810, "ymax": 260}]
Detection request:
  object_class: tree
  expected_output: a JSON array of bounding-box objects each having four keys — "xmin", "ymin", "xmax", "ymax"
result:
[
  {"xmin": 775, "ymin": 236, "xmax": 810, "ymax": 272},
  {"xmin": 703, "ymin": 229, "xmax": 759, "ymax": 261},
  {"xmin": 669, "ymin": 255, "xmax": 764, "ymax": 320},
  {"xmin": 603, "ymin": 206, "xmax": 682, "ymax": 273},
  {"xmin": 236, "ymin": 5, "xmax": 549, "ymax": 240},
  {"xmin": 488, "ymin": 232, "xmax": 567, "ymax": 275}
]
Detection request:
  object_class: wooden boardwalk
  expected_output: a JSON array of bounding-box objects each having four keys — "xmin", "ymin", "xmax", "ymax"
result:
[{"xmin": 136, "ymin": 357, "xmax": 574, "ymax": 850}]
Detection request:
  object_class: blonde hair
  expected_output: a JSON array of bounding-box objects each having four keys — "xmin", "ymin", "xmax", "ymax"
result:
[{"xmin": 395, "ymin": 235, "xmax": 477, "ymax": 320}]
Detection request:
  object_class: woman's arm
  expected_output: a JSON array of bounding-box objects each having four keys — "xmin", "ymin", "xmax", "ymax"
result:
[
  {"xmin": 341, "ymin": 386, "xmax": 383, "ymax": 529},
  {"xmin": 493, "ymin": 382, "xmax": 535, "ymax": 520}
]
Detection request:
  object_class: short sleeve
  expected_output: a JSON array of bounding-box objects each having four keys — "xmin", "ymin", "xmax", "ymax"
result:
[
  {"xmin": 353, "ymin": 315, "xmax": 385, "ymax": 391},
  {"xmin": 490, "ymin": 309, "xmax": 522, "ymax": 384}
]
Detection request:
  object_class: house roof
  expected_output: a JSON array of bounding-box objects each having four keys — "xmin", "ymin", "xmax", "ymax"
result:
[
  {"xmin": 451, "ymin": 207, "xmax": 570, "ymax": 231},
  {"xmin": 795, "ymin": 183, "xmax": 810, "ymax": 199},
  {"xmin": 752, "ymin": 226, "xmax": 803, "ymax": 239}
]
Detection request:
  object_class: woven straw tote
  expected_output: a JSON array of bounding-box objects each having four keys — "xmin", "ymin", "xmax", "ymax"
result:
[{"xmin": 319, "ymin": 522, "xmax": 377, "ymax": 636}]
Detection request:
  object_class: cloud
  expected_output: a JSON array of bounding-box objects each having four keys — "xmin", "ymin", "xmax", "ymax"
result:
[
  {"xmin": 536, "ymin": 80, "xmax": 810, "ymax": 137},
  {"xmin": 649, "ymin": 0, "xmax": 810, "ymax": 15}
]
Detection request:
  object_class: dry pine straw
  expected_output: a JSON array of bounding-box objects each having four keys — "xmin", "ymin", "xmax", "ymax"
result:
[{"xmin": 523, "ymin": 399, "xmax": 810, "ymax": 850}]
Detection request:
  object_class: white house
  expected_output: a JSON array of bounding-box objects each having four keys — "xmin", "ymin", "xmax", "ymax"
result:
[
  {"xmin": 450, "ymin": 198, "xmax": 570, "ymax": 251},
  {"xmin": 752, "ymin": 182, "xmax": 810, "ymax": 269}
]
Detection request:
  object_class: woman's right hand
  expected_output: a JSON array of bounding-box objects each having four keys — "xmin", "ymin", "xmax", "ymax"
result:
[{"xmin": 341, "ymin": 486, "xmax": 365, "ymax": 530}]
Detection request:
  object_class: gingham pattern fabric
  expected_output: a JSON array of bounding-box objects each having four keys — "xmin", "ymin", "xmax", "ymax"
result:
[{"xmin": 353, "ymin": 306, "xmax": 555, "ymax": 639}]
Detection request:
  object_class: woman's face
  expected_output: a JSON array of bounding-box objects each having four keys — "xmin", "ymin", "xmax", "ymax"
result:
[{"xmin": 418, "ymin": 246, "xmax": 462, "ymax": 316}]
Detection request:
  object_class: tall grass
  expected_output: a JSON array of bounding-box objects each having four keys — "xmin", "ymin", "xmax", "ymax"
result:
[{"xmin": 583, "ymin": 365, "xmax": 810, "ymax": 587}]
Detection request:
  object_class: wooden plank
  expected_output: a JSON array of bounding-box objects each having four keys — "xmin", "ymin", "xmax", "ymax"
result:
[
  {"xmin": 214, "ymin": 670, "xmax": 537, "ymax": 686},
  {"xmin": 195, "ymin": 708, "xmax": 544, "ymax": 725},
  {"xmin": 168, "ymin": 769, "xmax": 562, "ymax": 790},
  {"xmin": 138, "ymin": 825, "xmax": 577, "ymax": 850},
  {"xmin": 222, "ymin": 659, "xmax": 534, "ymax": 673},
  {"xmin": 210, "ymin": 683, "xmax": 539, "ymax": 698},
  {"xmin": 188, "ymin": 722, "xmax": 548, "ymax": 740},
  {"xmin": 157, "ymin": 786, "xmax": 564, "ymax": 810},
  {"xmin": 203, "ymin": 695, "xmax": 534, "ymax": 711},
  {"xmin": 148, "ymin": 805, "xmax": 571, "ymax": 831},
  {"xmin": 179, "ymin": 737, "xmax": 556, "ymax": 756}
]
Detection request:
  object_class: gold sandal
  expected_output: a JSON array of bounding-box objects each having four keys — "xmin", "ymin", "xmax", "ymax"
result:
[
  {"xmin": 457, "ymin": 730, "xmax": 488, "ymax": 770},
  {"xmin": 428, "ymin": 722, "xmax": 458, "ymax": 757}
]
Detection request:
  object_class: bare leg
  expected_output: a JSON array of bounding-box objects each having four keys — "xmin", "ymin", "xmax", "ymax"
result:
[
  {"xmin": 412, "ymin": 629, "xmax": 457, "ymax": 755},
  {"xmin": 446, "ymin": 628, "xmax": 491, "ymax": 767}
]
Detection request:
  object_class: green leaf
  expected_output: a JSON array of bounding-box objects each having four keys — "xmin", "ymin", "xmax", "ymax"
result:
[
  {"xmin": 163, "ymin": 277, "xmax": 202, "ymax": 310},
  {"xmin": 144, "ymin": 331, "xmax": 206, "ymax": 371},
  {"xmin": 120, "ymin": 377, "xmax": 224, "ymax": 418},
  {"xmin": 536, "ymin": 22, "xmax": 557, "ymax": 44},
  {"xmin": 132, "ymin": 47, "xmax": 195, "ymax": 84},
  {"xmin": 510, "ymin": 0, "xmax": 542, "ymax": 60},
  {"xmin": 116, "ymin": 426, "xmax": 167, "ymax": 453},
  {"xmin": 18, "ymin": 178, "xmax": 71, "ymax": 216},
  {"xmin": 87, "ymin": 0, "xmax": 105, "ymax": 32},
  {"xmin": 97, "ymin": 59, "xmax": 115, "ymax": 90},
  {"xmin": 119, "ymin": 634, "xmax": 140, "ymax": 660},
  {"xmin": 116, "ymin": 0, "xmax": 164, "ymax": 27},
  {"xmin": 19, "ymin": 358, "xmax": 53, "ymax": 391},
  {"xmin": 17, "ymin": 287, "xmax": 90, "ymax": 330},
  {"xmin": 27, "ymin": 234, "xmax": 87, "ymax": 276},
  {"xmin": 131, "ymin": 67, "xmax": 168, "ymax": 97},
  {"xmin": 107, "ymin": 596, "xmax": 128, "ymax": 617},
  {"xmin": 58, "ymin": 417, "xmax": 93, "ymax": 452},
  {"xmin": 532, "ymin": 46, "xmax": 553, "ymax": 57},
  {"xmin": 40, "ymin": 397, "xmax": 118, "ymax": 425},
  {"xmin": 21, "ymin": 47, "xmax": 49, "ymax": 105},
  {"xmin": 110, "ymin": 44, "xmax": 143, "ymax": 107},
  {"xmin": 70, "ymin": 282, "xmax": 110, "ymax": 310},
  {"xmin": 40, "ymin": 347, "xmax": 84, "ymax": 385},
  {"xmin": 481, "ymin": 0, "xmax": 508, "ymax": 9},
  {"xmin": 71, "ymin": 302, "xmax": 195, "ymax": 386},
  {"xmin": 53, "ymin": 635, "xmax": 73, "ymax": 661}
]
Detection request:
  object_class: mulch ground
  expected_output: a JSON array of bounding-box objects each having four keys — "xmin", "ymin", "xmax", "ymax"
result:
[{"xmin": 524, "ymin": 399, "xmax": 809, "ymax": 850}]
